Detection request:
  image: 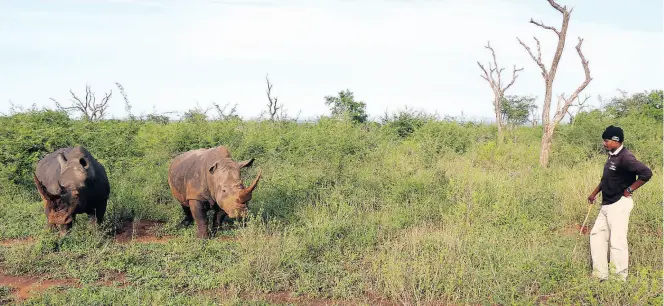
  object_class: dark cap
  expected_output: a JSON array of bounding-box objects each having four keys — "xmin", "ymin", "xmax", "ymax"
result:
[{"xmin": 602, "ymin": 125, "xmax": 624, "ymax": 143}]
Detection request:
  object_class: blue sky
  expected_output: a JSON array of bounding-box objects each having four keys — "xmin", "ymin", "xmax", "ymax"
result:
[{"xmin": 0, "ymin": 0, "xmax": 661, "ymax": 121}]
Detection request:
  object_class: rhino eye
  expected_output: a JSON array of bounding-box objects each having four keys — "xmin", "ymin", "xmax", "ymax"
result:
[{"xmin": 79, "ymin": 158, "xmax": 87, "ymax": 168}]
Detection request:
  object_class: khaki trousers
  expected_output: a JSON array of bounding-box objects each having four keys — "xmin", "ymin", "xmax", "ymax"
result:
[{"xmin": 589, "ymin": 196, "xmax": 634, "ymax": 280}]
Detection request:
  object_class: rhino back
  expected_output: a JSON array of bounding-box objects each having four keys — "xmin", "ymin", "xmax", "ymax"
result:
[
  {"xmin": 35, "ymin": 148, "xmax": 72, "ymax": 195},
  {"xmin": 169, "ymin": 147, "xmax": 227, "ymax": 202}
]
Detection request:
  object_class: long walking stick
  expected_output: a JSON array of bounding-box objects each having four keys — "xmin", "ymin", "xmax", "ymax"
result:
[{"xmin": 572, "ymin": 204, "xmax": 594, "ymax": 258}]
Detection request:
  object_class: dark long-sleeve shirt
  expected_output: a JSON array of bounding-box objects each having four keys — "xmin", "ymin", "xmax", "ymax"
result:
[{"xmin": 601, "ymin": 145, "xmax": 653, "ymax": 205}]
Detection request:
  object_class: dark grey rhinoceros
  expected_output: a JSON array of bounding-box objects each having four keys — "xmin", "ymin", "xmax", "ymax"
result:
[
  {"xmin": 33, "ymin": 146, "xmax": 110, "ymax": 235},
  {"xmin": 168, "ymin": 145, "xmax": 261, "ymax": 238}
]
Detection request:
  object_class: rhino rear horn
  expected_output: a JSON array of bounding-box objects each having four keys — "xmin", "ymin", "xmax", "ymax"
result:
[{"xmin": 237, "ymin": 158, "xmax": 255, "ymax": 168}]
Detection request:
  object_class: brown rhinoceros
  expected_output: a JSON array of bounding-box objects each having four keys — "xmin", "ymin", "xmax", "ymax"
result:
[
  {"xmin": 167, "ymin": 145, "xmax": 262, "ymax": 238},
  {"xmin": 33, "ymin": 146, "xmax": 110, "ymax": 235}
]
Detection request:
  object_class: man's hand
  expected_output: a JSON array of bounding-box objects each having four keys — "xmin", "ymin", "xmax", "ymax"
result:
[
  {"xmin": 623, "ymin": 189, "xmax": 632, "ymax": 198},
  {"xmin": 588, "ymin": 193, "xmax": 597, "ymax": 204}
]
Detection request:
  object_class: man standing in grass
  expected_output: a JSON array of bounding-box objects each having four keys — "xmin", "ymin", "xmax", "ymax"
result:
[{"xmin": 587, "ymin": 125, "xmax": 652, "ymax": 281}]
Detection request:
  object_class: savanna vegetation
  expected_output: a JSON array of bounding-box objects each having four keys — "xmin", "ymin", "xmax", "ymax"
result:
[{"xmin": 0, "ymin": 88, "xmax": 661, "ymax": 305}]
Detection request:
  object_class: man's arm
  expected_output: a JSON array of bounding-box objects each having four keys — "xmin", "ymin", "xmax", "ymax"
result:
[
  {"xmin": 623, "ymin": 153, "xmax": 653, "ymax": 196},
  {"xmin": 588, "ymin": 182, "xmax": 601, "ymax": 204}
]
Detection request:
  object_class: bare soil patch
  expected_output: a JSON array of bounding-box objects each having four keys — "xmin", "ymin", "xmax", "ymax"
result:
[
  {"xmin": 0, "ymin": 271, "xmax": 128, "ymax": 301},
  {"xmin": 0, "ymin": 273, "xmax": 79, "ymax": 301},
  {"xmin": 114, "ymin": 220, "xmax": 172, "ymax": 243},
  {"xmin": 0, "ymin": 237, "xmax": 34, "ymax": 247},
  {"xmin": 558, "ymin": 224, "xmax": 590, "ymax": 236}
]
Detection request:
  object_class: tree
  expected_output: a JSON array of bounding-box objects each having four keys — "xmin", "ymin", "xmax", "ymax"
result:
[
  {"xmin": 324, "ymin": 89, "xmax": 368, "ymax": 124},
  {"xmin": 604, "ymin": 89, "xmax": 662, "ymax": 122},
  {"xmin": 501, "ymin": 95, "xmax": 538, "ymax": 126},
  {"xmin": 477, "ymin": 41, "xmax": 523, "ymax": 143},
  {"xmin": 517, "ymin": 0, "xmax": 592, "ymax": 167},
  {"xmin": 51, "ymin": 83, "xmax": 113, "ymax": 122},
  {"xmin": 263, "ymin": 74, "xmax": 285, "ymax": 121}
]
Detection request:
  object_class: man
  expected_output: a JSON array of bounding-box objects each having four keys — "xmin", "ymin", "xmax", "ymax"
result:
[{"xmin": 587, "ymin": 125, "xmax": 652, "ymax": 281}]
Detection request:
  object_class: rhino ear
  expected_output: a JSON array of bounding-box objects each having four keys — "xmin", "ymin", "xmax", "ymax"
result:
[
  {"xmin": 56, "ymin": 153, "xmax": 67, "ymax": 171},
  {"xmin": 237, "ymin": 158, "xmax": 255, "ymax": 169},
  {"xmin": 209, "ymin": 162, "xmax": 218, "ymax": 174},
  {"xmin": 79, "ymin": 158, "xmax": 89, "ymax": 169}
]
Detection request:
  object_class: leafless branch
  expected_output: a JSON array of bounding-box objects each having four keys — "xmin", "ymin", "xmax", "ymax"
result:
[
  {"xmin": 517, "ymin": 37, "xmax": 548, "ymax": 79},
  {"xmin": 53, "ymin": 84, "xmax": 112, "ymax": 121},
  {"xmin": 505, "ymin": 65, "xmax": 524, "ymax": 92},
  {"xmin": 553, "ymin": 37, "xmax": 592, "ymax": 125},
  {"xmin": 546, "ymin": 0, "xmax": 567, "ymax": 14},
  {"xmin": 530, "ymin": 18, "xmax": 560, "ymax": 35}
]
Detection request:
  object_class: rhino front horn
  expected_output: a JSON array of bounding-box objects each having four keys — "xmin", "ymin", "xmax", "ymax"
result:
[{"xmin": 240, "ymin": 169, "xmax": 262, "ymax": 203}]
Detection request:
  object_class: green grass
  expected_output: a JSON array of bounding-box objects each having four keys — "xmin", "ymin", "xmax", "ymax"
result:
[{"xmin": 0, "ymin": 111, "xmax": 661, "ymax": 305}]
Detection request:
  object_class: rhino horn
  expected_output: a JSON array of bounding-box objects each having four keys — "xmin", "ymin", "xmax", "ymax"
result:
[
  {"xmin": 33, "ymin": 173, "xmax": 56, "ymax": 201},
  {"xmin": 239, "ymin": 169, "xmax": 262, "ymax": 203}
]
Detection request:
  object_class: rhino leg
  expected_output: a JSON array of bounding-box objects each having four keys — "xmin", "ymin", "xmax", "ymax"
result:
[
  {"xmin": 189, "ymin": 200, "xmax": 209, "ymax": 239},
  {"xmin": 179, "ymin": 204, "xmax": 194, "ymax": 227},
  {"xmin": 87, "ymin": 212, "xmax": 97, "ymax": 225},
  {"xmin": 44, "ymin": 205, "xmax": 57, "ymax": 231},
  {"xmin": 95, "ymin": 200, "xmax": 107, "ymax": 225},
  {"xmin": 59, "ymin": 222, "xmax": 72, "ymax": 236},
  {"xmin": 212, "ymin": 207, "xmax": 227, "ymax": 235}
]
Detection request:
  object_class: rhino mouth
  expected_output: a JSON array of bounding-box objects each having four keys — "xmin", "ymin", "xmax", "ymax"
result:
[{"xmin": 48, "ymin": 208, "xmax": 73, "ymax": 225}]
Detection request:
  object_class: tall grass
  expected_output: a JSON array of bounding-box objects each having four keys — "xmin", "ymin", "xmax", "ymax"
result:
[{"xmin": 0, "ymin": 110, "xmax": 661, "ymax": 305}]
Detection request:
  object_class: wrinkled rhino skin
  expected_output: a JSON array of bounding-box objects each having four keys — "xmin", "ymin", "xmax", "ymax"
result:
[
  {"xmin": 33, "ymin": 146, "xmax": 110, "ymax": 235},
  {"xmin": 167, "ymin": 146, "xmax": 261, "ymax": 238}
]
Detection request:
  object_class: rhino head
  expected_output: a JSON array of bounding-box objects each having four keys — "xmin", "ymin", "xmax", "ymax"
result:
[
  {"xmin": 49, "ymin": 146, "xmax": 95, "ymax": 224},
  {"xmin": 208, "ymin": 158, "xmax": 262, "ymax": 219}
]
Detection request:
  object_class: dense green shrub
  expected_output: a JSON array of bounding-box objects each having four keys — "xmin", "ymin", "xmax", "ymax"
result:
[{"xmin": 0, "ymin": 97, "xmax": 661, "ymax": 305}]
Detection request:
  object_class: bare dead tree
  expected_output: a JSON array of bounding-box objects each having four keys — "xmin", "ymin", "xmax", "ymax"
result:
[
  {"xmin": 477, "ymin": 41, "xmax": 523, "ymax": 143},
  {"xmin": 517, "ymin": 0, "xmax": 592, "ymax": 167},
  {"xmin": 51, "ymin": 84, "xmax": 113, "ymax": 122},
  {"xmin": 566, "ymin": 94, "xmax": 590, "ymax": 124},
  {"xmin": 264, "ymin": 74, "xmax": 283, "ymax": 121}
]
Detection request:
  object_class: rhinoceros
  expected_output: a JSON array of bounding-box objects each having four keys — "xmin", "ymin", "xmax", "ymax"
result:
[
  {"xmin": 33, "ymin": 146, "xmax": 110, "ymax": 235},
  {"xmin": 167, "ymin": 146, "xmax": 262, "ymax": 238}
]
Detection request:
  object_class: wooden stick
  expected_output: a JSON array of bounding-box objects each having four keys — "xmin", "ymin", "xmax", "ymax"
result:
[{"xmin": 572, "ymin": 204, "xmax": 594, "ymax": 258}]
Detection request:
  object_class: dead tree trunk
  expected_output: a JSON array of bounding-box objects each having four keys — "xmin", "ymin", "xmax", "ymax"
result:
[
  {"xmin": 517, "ymin": 0, "xmax": 592, "ymax": 167},
  {"xmin": 477, "ymin": 41, "xmax": 523, "ymax": 144}
]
